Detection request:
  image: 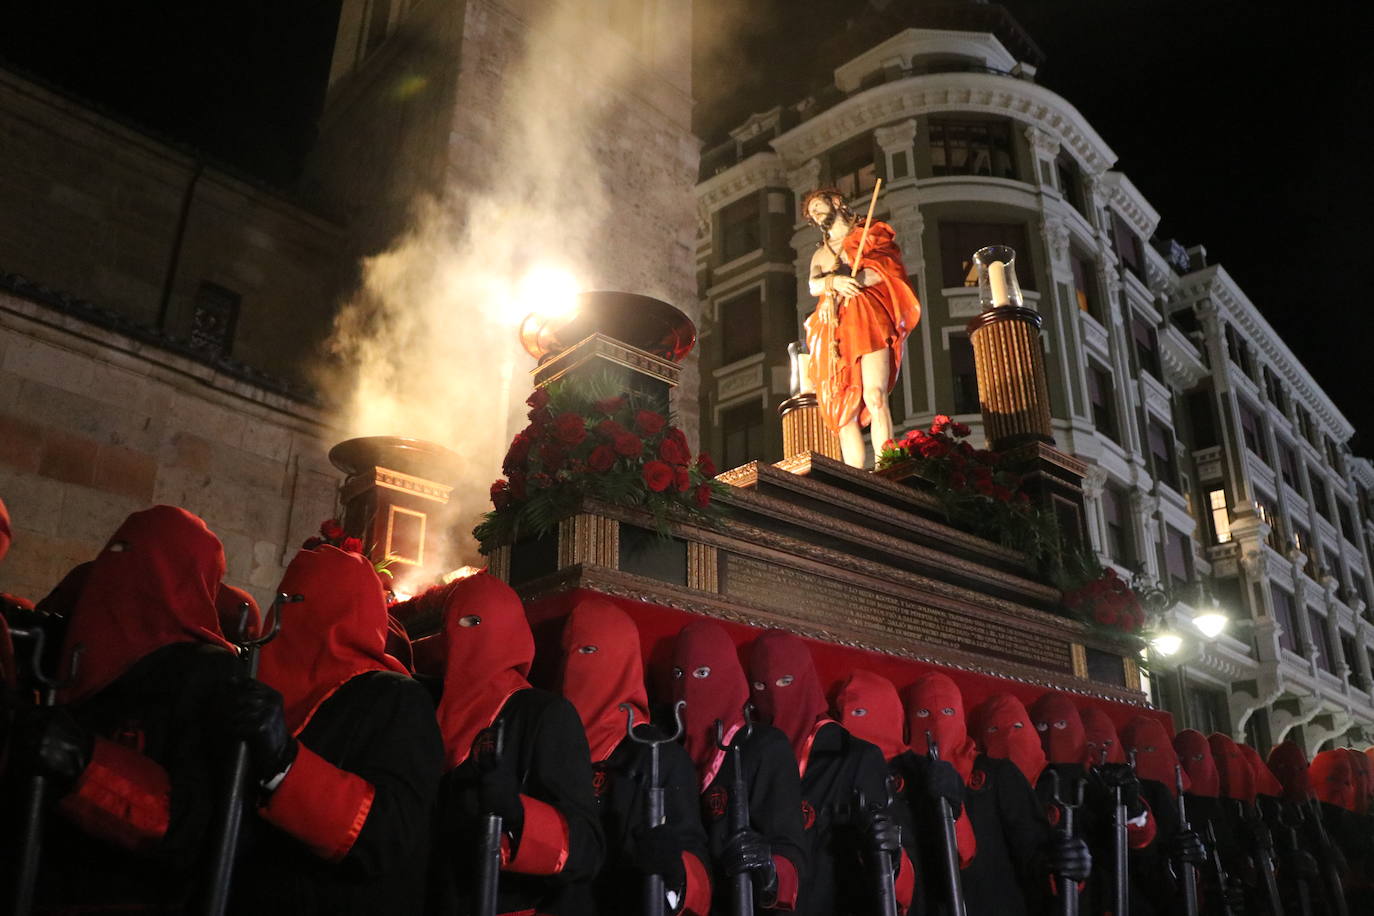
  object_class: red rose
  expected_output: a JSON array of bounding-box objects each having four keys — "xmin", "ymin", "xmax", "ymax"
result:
[
  {"xmin": 341, "ymin": 537, "xmax": 364, "ymax": 554},
  {"xmin": 694, "ymin": 483, "xmax": 712, "ymax": 508},
  {"xmin": 553, "ymin": 412, "xmax": 587, "ymax": 446},
  {"xmin": 990, "ymin": 485, "xmax": 1013, "ymax": 502},
  {"xmin": 659, "ymin": 435, "xmax": 691, "ymax": 466},
  {"xmin": 643, "ymin": 460, "xmax": 674, "ymax": 492},
  {"xmin": 975, "ymin": 477, "xmax": 995, "ymax": 495},
  {"xmin": 918, "ymin": 437, "xmax": 951, "ymax": 459},
  {"xmin": 529, "ymin": 472, "xmax": 553, "ymax": 489},
  {"xmin": 635, "ymin": 409, "xmax": 667, "ymax": 436},
  {"xmin": 320, "ymin": 518, "xmax": 345, "ymax": 540},
  {"xmin": 596, "ymin": 419, "xmax": 627, "ymax": 439},
  {"xmin": 539, "ymin": 442, "xmax": 567, "ymax": 470},
  {"xmin": 696, "ymin": 453, "xmax": 717, "ymax": 478},
  {"xmin": 503, "ymin": 432, "xmax": 533, "ymax": 473},
  {"xmin": 931, "ymin": 414, "xmax": 952, "ymax": 433},
  {"xmin": 509, "ymin": 473, "xmax": 527, "ymax": 499},
  {"xmin": 594, "ymin": 396, "xmax": 627, "ymax": 415},
  {"xmin": 951, "ymin": 421, "xmax": 972, "ymax": 437},
  {"xmin": 1094, "ymin": 605, "xmax": 1119, "ymax": 626},
  {"xmin": 526, "ymin": 388, "xmax": 550, "ymax": 410},
  {"xmin": 490, "ymin": 479, "xmax": 511, "ymax": 509},
  {"xmin": 587, "ymin": 445, "xmax": 616, "ymax": 471},
  {"xmin": 613, "ymin": 433, "xmax": 643, "ymax": 458},
  {"xmin": 674, "ymin": 466, "xmax": 691, "ymax": 492}
]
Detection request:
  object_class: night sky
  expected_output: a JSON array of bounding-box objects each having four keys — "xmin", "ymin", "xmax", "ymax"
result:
[
  {"xmin": 1, "ymin": 1, "xmax": 1369, "ymax": 446},
  {"xmin": 697, "ymin": 0, "xmax": 1374, "ymax": 451}
]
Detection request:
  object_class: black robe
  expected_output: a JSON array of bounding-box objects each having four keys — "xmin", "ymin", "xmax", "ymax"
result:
[
  {"xmin": 796, "ymin": 722, "xmax": 907, "ymax": 916},
  {"xmin": 430, "ymin": 687, "xmax": 604, "ymax": 916},
  {"xmin": 697, "ymin": 722, "xmax": 807, "ymax": 914},
  {"xmin": 553, "ymin": 722, "xmax": 710, "ymax": 915},
  {"xmin": 1185, "ymin": 793, "xmax": 1251, "ymax": 916},
  {"xmin": 229, "ymin": 670, "xmax": 444, "ymax": 915},
  {"xmin": 17, "ymin": 641, "xmax": 239, "ymax": 912},
  {"xmin": 902, "ymin": 752, "xmax": 1050, "ymax": 916}
]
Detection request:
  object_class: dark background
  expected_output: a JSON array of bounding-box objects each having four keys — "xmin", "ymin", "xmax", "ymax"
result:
[
  {"xmin": 696, "ymin": 0, "xmax": 1374, "ymax": 447},
  {"xmin": 1, "ymin": 1, "xmax": 1370, "ymax": 443}
]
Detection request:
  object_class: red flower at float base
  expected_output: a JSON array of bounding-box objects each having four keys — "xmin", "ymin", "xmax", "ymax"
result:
[
  {"xmin": 539, "ymin": 442, "xmax": 567, "ymax": 470},
  {"xmin": 490, "ymin": 479, "xmax": 511, "ymax": 509},
  {"xmin": 931, "ymin": 414, "xmax": 952, "ymax": 434},
  {"xmin": 340, "ymin": 537, "xmax": 364, "ymax": 554},
  {"xmin": 613, "ymin": 432, "xmax": 644, "ymax": 458},
  {"xmin": 659, "ymin": 434, "xmax": 691, "ymax": 466},
  {"xmin": 529, "ymin": 472, "xmax": 553, "ymax": 490},
  {"xmin": 587, "ymin": 445, "xmax": 616, "ymax": 472},
  {"xmin": 674, "ymin": 466, "xmax": 691, "ymax": 492},
  {"xmin": 504, "ymin": 433, "xmax": 533, "ymax": 473},
  {"xmin": 594, "ymin": 396, "xmax": 626, "ymax": 415},
  {"xmin": 596, "ymin": 419, "xmax": 627, "ymax": 439},
  {"xmin": 643, "ymin": 460, "xmax": 674, "ymax": 492},
  {"xmin": 320, "ymin": 518, "xmax": 345, "ymax": 541},
  {"xmin": 951, "ymin": 421, "xmax": 972, "ymax": 437},
  {"xmin": 634, "ymin": 409, "xmax": 667, "ymax": 436},
  {"xmin": 918, "ymin": 437, "xmax": 951, "ymax": 459},
  {"xmin": 694, "ymin": 483, "xmax": 712, "ymax": 508},
  {"xmin": 508, "ymin": 473, "xmax": 527, "ymax": 499},
  {"xmin": 526, "ymin": 388, "xmax": 550, "ymax": 410},
  {"xmin": 553, "ymin": 412, "xmax": 588, "ymax": 446},
  {"xmin": 696, "ymin": 453, "xmax": 717, "ymax": 478}
]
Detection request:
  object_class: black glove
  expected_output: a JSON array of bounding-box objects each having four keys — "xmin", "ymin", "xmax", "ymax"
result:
[
  {"xmin": 924, "ymin": 759, "xmax": 964, "ymax": 818},
  {"xmin": 862, "ymin": 805, "xmax": 902, "ymax": 855},
  {"xmin": 475, "ymin": 763, "xmax": 524, "ymax": 833},
  {"xmin": 722, "ymin": 828, "xmax": 778, "ymax": 901},
  {"xmin": 220, "ymin": 677, "xmax": 297, "ymax": 786},
  {"xmin": 13, "ymin": 706, "xmax": 92, "ymax": 791},
  {"xmin": 627, "ymin": 823, "xmax": 686, "ymax": 888},
  {"xmin": 1097, "ymin": 763, "xmax": 1143, "ymax": 816},
  {"xmin": 1242, "ymin": 806, "xmax": 1274, "ymax": 852},
  {"xmin": 1222, "ymin": 875, "xmax": 1247, "ymax": 912},
  {"xmin": 1170, "ymin": 828, "xmax": 1207, "ymax": 867},
  {"xmin": 1049, "ymin": 831, "xmax": 1092, "ymax": 882}
]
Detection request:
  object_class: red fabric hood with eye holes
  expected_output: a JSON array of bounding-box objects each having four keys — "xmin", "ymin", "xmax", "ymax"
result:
[
  {"xmin": 1311, "ymin": 749, "xmax": 1357, "ymax": 812},
  {"xmin": 1028, "ymin": 691, "xmax": 1088, "ymax": 767},
  {"xmin": 1208, "ymin": 733, "xmax": 1256, "ymax": 804},
  {"xmin": 1121, "ymin": 715, "xmax": 1187, "ymax": 797},
  {"xmin": 1266, "ymin": 741, "xmax": 1312, "ymax": 803},
  {"xmin": 1080, "ymin": 705, "xmax": 1126, "ymax": 765},
  {"xmin": 1174, "ymin": 729, "xmax": 1220, "ymax": 798},
  {"xmin": 435, "ymin": 573, "xmax": 533, "ymax": 769},
  {"xmin": 969, "ymin": 693, "xmax": 1046, "ymax": 786},
  {"xmin": 1238, "ymin": 743, "xmax": 1283, "ymax": 799},
  {"xmin": 667, "ymin": 619, "xmax": 751, "ymax": 782},
  {"xmin": 834, "ymin": 669, "xmax": 907, "ymax": 763},
  {"xmin": 748, "ymin": 629, "xmax": 830, "ymax": 767},
  {"xmin": 1346, "ymin": 748, "xmax": 1371, "ymax": 814},
  {"xmin": 558, "ymin": 596, "xmax": 650, "ymax": 764},
  {"xmin": 60, "ymin": 506, "xmax": 233, "ymax": 703}
]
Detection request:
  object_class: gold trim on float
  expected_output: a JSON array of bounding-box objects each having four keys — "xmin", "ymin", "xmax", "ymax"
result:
[
  {"xmin": 557, "ymin": 514, "xmax": 619, "ymax": 569},
  {"xmin": 1070, "ymin": 643, "xmax": 1088, "ymax": 679},
  {"xmin": 1123, "ymin": 656, "xmax": 1141, "ymax": 692},
  {"xmin": 687, "ymin": 542, "xmax": 720, "ymax": 593},
  {"xmin": 372, "ymin": 465, "xmax": 454, "ymax": 503},
  {"xmin": 384, "ymin": 504, "xmax": 428, "ymax": 566},
  {"xmin": 488, "ymin": 545, "xmax": 512, "ymax": 583}
]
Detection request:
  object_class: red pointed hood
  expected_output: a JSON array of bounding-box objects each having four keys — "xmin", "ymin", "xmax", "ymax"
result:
[
  {"xmin": 748, "ymin": 630, "xmax": 829, "ymax": 771},
  {"xmin": 669, "ymin": 620, "xmax": 750, "ymax": 785},
  {"xmin": 61, "ymin": 506, "xmax": 233, "ymax": 702},
  {"xmin": 1121, "ymin": 716, "xmax": 1186, "ymax": 797},
  {"xmin": 1081, "ymin": 706, "xmax": 1126, "ymax": 765},
  {"xmin": 835, "ymin": 670, "xmax": 906, "ymax": 763},
  {"xmin": 1208, "ymin": 733, "xmax": 1256, "ymax": 803},
  {"xmin": 903, "ymin": 672, "xmax": 977, "ymax": 782},
  {"xmin": 1238, "ymin": 743, "xmax": 1283, "ymax": 798},
  {"xmin": 558, "ymin": 597, "xmax": 649, "ymax": 764},
  {"xmin": 435, "ymin": 573, "xmax": 533, "ymax": 768},
  {"xmin": 1311, "ymin": 749, "xmax": 1357, "ymax": 812},
  {"xmin": 258, "ymin": 547, "xmax": 407, "ymax": 735},
  {"xmin": 1346, "ymin": 748, "xmax": 1371, "ymax": 814},
  {"xmin": 1174, "ymin": 729, "xmax": 1220, "ymax": 797},
  {"xmin": 970, "ymin": 693, "xmax": 1046, "ymax": 786},
  {"xmin": 1266, "ymin": 741, "xmax": 1313, "ymax": 803},
  {"xmin": 1028, "ymin": 692, "xmax": 1088, "ymax": 766}
]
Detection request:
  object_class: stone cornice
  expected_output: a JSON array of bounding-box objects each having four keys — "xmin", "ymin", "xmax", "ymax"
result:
[
  {"xmin": 769, "ymin": 71, "xmax": 1116, "ymax": 174},
  {"xmin": 832, "ymin": 29, "xmax": 1017, "ymax": 93},
  {"xmin": 1100, "ymin": 171, "xmax": 1161, "ymax": 237},
  {"xmin": 1177, "ymin": 266, "xmax": 1355, "ymax": 440},
  {"xmin": 695, "ymin": 151, "xmax": 790, "ymax": 211}
]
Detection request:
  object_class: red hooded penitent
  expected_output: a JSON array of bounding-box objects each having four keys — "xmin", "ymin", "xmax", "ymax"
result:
[
  {"xmin": 1237, "ymin": 743, "xmax": 1283, "ymax": 799},
  {"xmin": 1174, "ymin": 729, "xmax": 1220, "ymax": 798},
  {"xmin": 748, "ymin": 630, "xmax": 830, "ymax": 775},
  {"xmin": 1208, "ymin": 733, "xmax": 1256, "ymax": 804},
  {"xmin": 258, "ymin": 546, "xmax": 407, "ymax": 735},
  {"xmin": 669, "ymin": 620, "xmax": 750, "ymax": 789},
  {"xmin": 1310, "ymin": 749, "xmax": 1357, "ymax": 812},
  {"xmin": 903, "ymin": 671, "xmax": 977, "ymax": 865},
  {"xmin": 834, "ymin": 670, "xmax": 907, "ymax": 763},
  {"xmin": 1266, "ymin": 741, "xmax": 1312, "ymax": 804},
  {"xmin": 1029, "ymin": 692, "xmax": 1088, "ymax": 767},
  {"xmin": 60, "ymin": 506, "xmax": 233, "ymax": 702},
  {"xmin": 1121, "ymin": 715, "xmax": 1187, "ymax": 797},
  {"xmin": 1080, "ymin": 705, "xmax": 1126, "ymax": 765},
  {"xmin": 558, "ymin": 596, "xmax": 650, "ymax": 764},
  {"xmin": 970, "ymin": 693, "xmax": 1046, "ymax": 786}
]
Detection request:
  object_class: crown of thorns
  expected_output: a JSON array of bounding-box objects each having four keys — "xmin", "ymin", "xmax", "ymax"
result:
[{"xmin": 801, "ymin": 187, "xmax": 856, "ymax": 226}]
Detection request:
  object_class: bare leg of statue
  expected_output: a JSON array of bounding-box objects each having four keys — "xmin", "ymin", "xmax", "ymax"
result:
[
  {"xmin": 861, "ymin": 349, "xmax": 893, "ymax": 461},
  {"xmin": 837, "ymin": 349, "xmax": 893, "ymax": 469}
]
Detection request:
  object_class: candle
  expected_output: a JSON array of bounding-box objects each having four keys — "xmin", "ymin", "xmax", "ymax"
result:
[
  {"xmin": 797, "ymin": 354, "xmax": 815, "ymax": 394},
  {"xmin": 988, "ymin": 260, "xmax": 1009, "ymax": 306}
]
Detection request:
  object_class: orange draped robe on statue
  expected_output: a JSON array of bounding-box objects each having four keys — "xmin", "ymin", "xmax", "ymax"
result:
[{"xmin": 803, "ymin": 219, "xmax": 921, "ymax": 432}]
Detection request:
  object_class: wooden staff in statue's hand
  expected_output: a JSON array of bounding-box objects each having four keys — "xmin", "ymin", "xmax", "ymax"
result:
[{"xmin": 821, "ymin": 180, "xmax": 883, "ymax": 360}]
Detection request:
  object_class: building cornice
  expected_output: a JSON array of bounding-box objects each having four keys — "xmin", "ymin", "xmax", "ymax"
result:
[
  {"xmin": 832, "ymin": 29, "xmax": 1017, "ymax": 93},
  {"xmin": 1178, "ymin": 266, "xmax": 1355, "ymax": 440},
  {"xmin": 696, "ymin": 151, "xmax": 790, "ymax": 211},
  {"xmin": 1100, "ymin": 171, "xmax": 1161, "ymax": 238},
  {"xmin": 770, "ymin": 71, "xmax": 1116, "ymax": 174}
]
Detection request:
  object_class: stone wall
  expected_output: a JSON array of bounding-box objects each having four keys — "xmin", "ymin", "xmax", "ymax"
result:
[{"xmin": 0, "ymin": 290, "xmax": 341, "ymax": 609}]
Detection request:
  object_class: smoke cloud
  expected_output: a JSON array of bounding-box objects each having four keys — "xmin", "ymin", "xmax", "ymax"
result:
[{"xmin": 321, "ymin": 1, "xmax": 688, "ymax": 567}]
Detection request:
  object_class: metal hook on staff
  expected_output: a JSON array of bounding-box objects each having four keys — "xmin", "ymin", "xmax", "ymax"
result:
[
  {"xmin": 715, "ymin": 704, "xmax": 756, "ymax": 916},
  {"xmin": 622, "ymin": 701, "xmax": 686, "ymax": 916}
]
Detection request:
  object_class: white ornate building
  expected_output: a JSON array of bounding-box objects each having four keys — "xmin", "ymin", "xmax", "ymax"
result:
[{"xmin": 693, "ymin": 7, "xmax": 1374, "ymax": 754}]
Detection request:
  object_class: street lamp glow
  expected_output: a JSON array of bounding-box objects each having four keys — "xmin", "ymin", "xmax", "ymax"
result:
[
  {"xmin": 1152, "ymin": 632, "xmax": 1184, "ymax": 657},
  {"xmin": 1193, "ymin": 611, "xmax": 1228, "ymax": 640}
]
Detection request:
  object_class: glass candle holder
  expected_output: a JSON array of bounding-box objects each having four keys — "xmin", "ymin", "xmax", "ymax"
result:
[{"xmin": 973, "ymin": 245, "xmax": 1023, "ymax": 309}]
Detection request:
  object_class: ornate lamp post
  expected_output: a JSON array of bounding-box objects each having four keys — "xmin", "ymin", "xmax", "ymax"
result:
[{"xmin": 1134, "ymin": 571, "xmax": 1229, "ymax": 729}]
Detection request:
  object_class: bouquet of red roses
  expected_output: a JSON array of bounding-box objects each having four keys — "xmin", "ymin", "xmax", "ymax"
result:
[
  {"xmin": 1062, "ymin": 567, "xmax": 1145, "ymax": 633},
  {"xmin": 475, "ymin": 375, "xmax": 727, "ymax": 553}
]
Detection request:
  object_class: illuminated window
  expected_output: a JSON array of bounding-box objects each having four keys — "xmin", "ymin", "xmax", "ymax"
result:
[
  {"xmin": 1209, "ymin": 489, "xmax": 1232, "ymax": 544},
  {"xmin": 928, "ymin": 118, "xmax": 1016, "ymax": 180}
]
